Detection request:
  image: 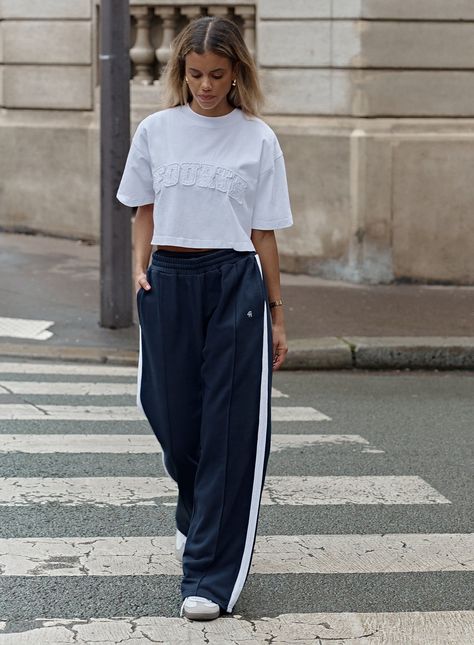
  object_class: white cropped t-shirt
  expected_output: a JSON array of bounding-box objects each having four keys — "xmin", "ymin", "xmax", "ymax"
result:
[{"xmin": 116, "ymin": 102, "xmax": 293, "ymax": 252}]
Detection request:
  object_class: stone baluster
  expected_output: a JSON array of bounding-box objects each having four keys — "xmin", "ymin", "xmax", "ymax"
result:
[
  {"xmin": 130, "ymin": 6, "xmax": 155, "ymax": 84},
  {"xmin": 155, "ymin": 6, "xmax": 178, "ymax": 71},
  {"xmin": 235, "ymin": 5, "xmax": 255, "ymax": 59},
  {"xmin": 207, "ymin": 6, "xmax": 233, "ymax": 19},
  {"xmin": 179, "ymin": 5, "xmax": 204, "ymax": 23}
]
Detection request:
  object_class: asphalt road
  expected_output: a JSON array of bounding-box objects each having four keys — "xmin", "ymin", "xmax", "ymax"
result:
[{"xmin": 0, "ymin": 363, "xmax": 472, "ymax": 643}]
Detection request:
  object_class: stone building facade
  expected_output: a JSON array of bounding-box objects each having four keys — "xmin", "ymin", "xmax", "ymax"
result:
[{"xmin": 1, "ymin": 0, "xmax": 473, "ymax": 284}]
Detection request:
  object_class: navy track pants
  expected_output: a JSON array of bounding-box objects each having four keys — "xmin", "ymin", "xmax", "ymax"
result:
[{"xmin": 136, "ymin": 248, "xmax": 273, "ymax": 614}]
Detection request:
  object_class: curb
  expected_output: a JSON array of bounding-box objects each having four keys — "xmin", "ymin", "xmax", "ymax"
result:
[
  {"xmin": 0, "ymin": 337, "xmax": 473, "ymax": 370},
  {"xmin": 342, "ymin": 336, "xmax": 474, "ymax": 371},
  {"xmin": 285, "ymin": 337, "xmax": 474, "ymax": 370}
]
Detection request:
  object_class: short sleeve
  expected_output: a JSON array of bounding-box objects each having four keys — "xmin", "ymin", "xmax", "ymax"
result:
[
  {"xmin": 251, "ymin": 144, "xmax": 293, "ymax": 231},
  {"xmin": 116, "ymin": 121, "xmax": 155, "ymax": 207}
]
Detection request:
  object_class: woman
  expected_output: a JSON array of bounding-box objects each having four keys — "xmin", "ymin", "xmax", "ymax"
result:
[{"xmin": 116, "ymin": 16, "xmax": 293, "ymax": 621}]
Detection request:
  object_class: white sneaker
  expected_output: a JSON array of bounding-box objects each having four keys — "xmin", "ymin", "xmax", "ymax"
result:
[
  {"xmin": 180, "ymin": 596, "xmax": 220, "ymax": 620},
  {"xmin": 175, "ymin": 529, "xmax": 186, "ymax": 562}
]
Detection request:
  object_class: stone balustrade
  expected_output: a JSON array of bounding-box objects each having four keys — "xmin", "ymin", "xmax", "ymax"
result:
[{"xmin": 96, "ymin": 2, "xmax": 255, "ymax": 86}]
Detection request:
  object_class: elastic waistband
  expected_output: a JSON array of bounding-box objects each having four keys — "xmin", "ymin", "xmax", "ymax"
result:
[{"xmin": 151, "ymin": 248, "xmax": 255, "ymax": 272}]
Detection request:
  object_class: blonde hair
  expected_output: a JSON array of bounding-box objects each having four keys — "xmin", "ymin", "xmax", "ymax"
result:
[{"xmin": 158, "ymin": 16, "xmax": 265, "ymax": 118}]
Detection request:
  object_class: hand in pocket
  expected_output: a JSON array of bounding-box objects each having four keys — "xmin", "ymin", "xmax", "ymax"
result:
[{"xmin": 135, "ymin": 270, "xmax": 151, "ymax": 295}]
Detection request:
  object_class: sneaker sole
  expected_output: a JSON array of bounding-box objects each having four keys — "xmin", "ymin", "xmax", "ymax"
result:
[{"xmin": 182, "ymin": 607, "xmax": 220, "ymax": 620}]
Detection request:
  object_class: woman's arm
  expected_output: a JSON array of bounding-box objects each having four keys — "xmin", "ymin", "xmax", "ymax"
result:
[
  {"xmin": 134, "ymin": 204, "xmax": 154, "ymax": 293},
  {"xmin": 250, "ymin": 229, "xmax": 288, "ymax": 371}
]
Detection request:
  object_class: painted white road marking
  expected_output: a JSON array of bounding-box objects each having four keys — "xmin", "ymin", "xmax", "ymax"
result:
[
  {"xmin": 262, "ymin": 476, "xmax": 451, "ymax": 505},
  {"xmin": 0, "ymin": 405, "xmax": 148, "ymax": 420},
  {"xmin": 0, "ymin": 533, "xmax": 471, "ymax": 576},
  {"xmin": 272, "ymin": 407, "xmax": 331, "ymax": 421},
  {"xmin": 0, "ymin": 381, "xmax": 288, "ymax": 398},
  {"xmin": 0, "ymin": 612, "xmax": 472, "ymax": 644},
  {"xmin": 0, "ymin": 362, "xmax": 138, "ymax": 376},
  {"xmin": 0, "ymin": 382, "xmax": 137, "ymax": 396},
  {"xmin": 0, "ymin": 317, "xmax": 54, "ymax": 341},
  {"xmin": 0, "ymin": 434, "xmax": 370, "ymax": 454},
  {"xmin": 0, "ymin": 405, "xmax": 329, "ymax": 421},
  {"xmin": 0, "ymin": 476, "xmax": 450, "ymax": 506},
  {"xmin": 271, "ymin": 387, "xmax": 288, "ymax": 398}
]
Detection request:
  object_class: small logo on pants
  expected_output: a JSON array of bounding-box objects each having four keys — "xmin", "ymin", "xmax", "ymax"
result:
[{"xmin": 246, "ymin": 310, "xmax": 253, "ymax": 318}]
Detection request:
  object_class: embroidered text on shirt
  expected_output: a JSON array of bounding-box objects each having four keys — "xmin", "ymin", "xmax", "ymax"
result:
[{"xmin": 153, "ymin": 162, "xmax": 248, "ymax": 204}]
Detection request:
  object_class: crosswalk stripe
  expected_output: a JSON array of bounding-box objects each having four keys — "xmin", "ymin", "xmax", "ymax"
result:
[
  {"xmin": 0, "ymin": 382, "xmax": 137, "ymax": 396},
  {"xmin": 0, "ymin": 434, "xmax": 369, "ymax": 453},
  {"xmin": 0, "ymin": 476, "xmax": 450, "ymax": 506},
  {"xmin": 272, "ymin": 406, "xmax": 331, "ymax": 421},
  {"xmin": 0, "ymin": 381, "xmax": 287, "ymax": 399},
  {"xmin": 0, "ymin": 533, "xmax": 471, "ymax": 576},
  {"xmin": 0, "ymin": 611, "xmax": 472, "ymax": 644},
  {"xmin": 271, "ymin": 387, "xmax": 288, "ymax": 398},
  {"xmin": 0, "ymin": 362, "xmax": 138, "ymax": 376},
  {"xmin": 0, "ymin": 404, "xmax": 330, "ymax": 421}
]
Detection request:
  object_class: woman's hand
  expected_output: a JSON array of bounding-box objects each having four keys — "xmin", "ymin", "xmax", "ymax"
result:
[
  {"xmin": 133, "ymin": 204, "xmax": 154, "ymax": 294},
  {"xmin": 271, "ymin": 322, "xmax": 288, "ymax": 371},
  {"xmin": 135, "ymin": 270, "xmax": 151, "ymax": 295}
]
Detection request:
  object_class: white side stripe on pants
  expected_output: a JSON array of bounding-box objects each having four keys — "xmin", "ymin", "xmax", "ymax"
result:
[
  {"xmin": 136, "ymin": 324, "xmax": 145, "ymax": 416},
  {"xmin": 227, "ymin": 254, "xmax": 269, "ymax": 612}
]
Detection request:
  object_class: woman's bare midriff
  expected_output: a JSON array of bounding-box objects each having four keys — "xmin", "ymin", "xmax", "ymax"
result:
[{"xmin": 156, "ymin": 245, "xmax": 215, "ymax": 252}]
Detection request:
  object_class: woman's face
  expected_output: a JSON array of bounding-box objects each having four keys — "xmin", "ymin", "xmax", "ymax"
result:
[{"xmin": 185, "ymin": 51, "xmax": 236, "ymax": 115}]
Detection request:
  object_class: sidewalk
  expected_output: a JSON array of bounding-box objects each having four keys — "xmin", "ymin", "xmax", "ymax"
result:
[{"xmin": 1, "ymin": 232, "xmax": 473, "ymax": 369}]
